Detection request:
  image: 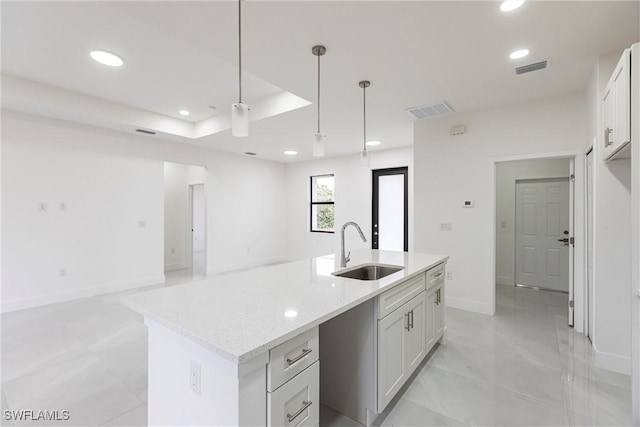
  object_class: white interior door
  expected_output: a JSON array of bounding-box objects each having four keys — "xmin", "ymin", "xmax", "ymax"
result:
[
  {"xmin": 586, "ymin": 150, "xmax": 594, "ymax": 339},
  {"xmin": 515, "ymin": 179, "xmax": 570, "ymax": 292},
  {"xmin": 568, "ymin": 160, "xmax": 575, "ymax": 326},
  {"xmin": 191, "ymin": 184, "xmax": 206, "ymax": 275}
]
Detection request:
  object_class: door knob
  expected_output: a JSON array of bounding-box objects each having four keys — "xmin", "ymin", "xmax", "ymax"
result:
[{"xmin": 557, "ymin": 238, "xmax": 569, "ymax": 243}]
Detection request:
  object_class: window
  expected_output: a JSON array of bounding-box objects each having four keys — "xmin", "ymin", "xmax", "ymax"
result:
[{"xmin": 310, "ymin": 174, "xmax": 335, "ymax": 233}]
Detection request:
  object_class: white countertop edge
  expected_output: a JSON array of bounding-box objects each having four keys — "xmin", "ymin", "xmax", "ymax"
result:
[{"xmin": 125, "ymin": 254, "xmax": 448, "ymax": 365}]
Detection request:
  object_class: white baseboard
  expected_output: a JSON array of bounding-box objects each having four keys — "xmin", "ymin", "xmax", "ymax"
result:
[
  {"xmin": 446, "ymin": 296, "xmax": 494, "ymax": 315},
  {"xmin": 165, "ymin": 262, "xmax": 188, "ymax": 272},
  {"xmin": 593, "ymin": 343, "xmax": 632, "ymax": 375},
  {"xmin": 1, "ymin": 275, "xmax": 166, "ymax": 313},
  {"xmin": 496, "ymin": 275, "xmax": 513, "ymax": 286},
  {"xmin": 207, "ymin": 256, "xmax": 300, "ymax": 276}
]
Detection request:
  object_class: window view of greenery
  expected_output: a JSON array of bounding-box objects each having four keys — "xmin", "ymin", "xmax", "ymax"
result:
[{"xmin": 311, "ymin": 175, "xmax": 335, "ymax": 232}]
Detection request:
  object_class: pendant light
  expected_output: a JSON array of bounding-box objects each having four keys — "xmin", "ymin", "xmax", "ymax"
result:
[
  {"xmin": 359, "ymin": 80, "xmax": 371, "ymax": 166},
  {"xmin": 312, "ymin": 45, "xmax": 327, "ymax": 157},
  {"xmin": 231, "ymin": 0, "xmax": 249, "ymax": 137}
]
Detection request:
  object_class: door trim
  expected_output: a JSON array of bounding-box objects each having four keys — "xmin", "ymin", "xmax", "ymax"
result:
[{"xmin": 372, "ymin": 167, "xmax": 409, "ymax": 252}]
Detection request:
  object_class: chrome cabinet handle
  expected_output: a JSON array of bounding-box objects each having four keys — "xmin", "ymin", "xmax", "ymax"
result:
[
  {"xmin": 287, "ymin": 400, "xmax": 312, "ymax": 423},
  {"xmin": 286, "ymin": 348, "xmax": 312, "ymax": 366},
  {"xmin": 409, "ymin": 309, "xmax": 414, "ymax": 329},
  {"xmin": 433, "ymin": 272, "xmax": 443, "ymax": 278},
  {"xmin": 405, "ymin": 312, "xmax": 411, "ymax": 331}
]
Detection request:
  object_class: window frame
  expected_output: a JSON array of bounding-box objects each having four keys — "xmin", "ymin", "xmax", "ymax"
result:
[{"xmin": 309, "ymin": 174, "xmax": 335, "ymax": 233}]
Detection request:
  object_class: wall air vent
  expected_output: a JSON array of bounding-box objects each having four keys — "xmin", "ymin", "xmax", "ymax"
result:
[
  {"xmin": 135, "ymin": 128, "xmax": 156, "ymax": 135},
  {"xmin": 405, "ymin": 101, "xmax": 454, "ymax": 120},
  {"xmin": 515, "ymin": 59, "xmax": 550, "ymax": 75}
]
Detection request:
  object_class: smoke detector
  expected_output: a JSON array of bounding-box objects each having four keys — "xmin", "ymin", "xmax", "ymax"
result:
[
  {"xmin": 515, "ymin": 58, "xmax": 551, "ymax": 75},
  {"xmin": 405, "ymin": 101, "xmax": 454, "ymax": 119}
]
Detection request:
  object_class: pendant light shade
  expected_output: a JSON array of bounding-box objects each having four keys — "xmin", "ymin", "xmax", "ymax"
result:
[
  {"xmin": 231, "ymin": 0, "xmax": 249, "ymax": 137},
  {"xmin": 359, "ymin": 80, "xmax": 371, "ymax": 167},
  {"xmin": 313, "ymin": 132, "xmax": 325, "ymax": 157},
  {"xmin": 232, "ymin": 102, "xmax": 249, "ymax": 137},
  {"xmin": 312, "ymin": 45, "xmax": 327, "ymax": 157}
]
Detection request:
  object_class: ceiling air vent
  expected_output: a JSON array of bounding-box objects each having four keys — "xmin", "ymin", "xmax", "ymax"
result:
[
  {"xmin": 135, "ymin": 128, "xmax": 156, "ymax": 135},
  {"xmin": 405, "ymin": 101, "xmax": 454, "ymax": 120},
  {"xmin": 515, "ymin": 59, "xmax": 550, "ymax": 75}
]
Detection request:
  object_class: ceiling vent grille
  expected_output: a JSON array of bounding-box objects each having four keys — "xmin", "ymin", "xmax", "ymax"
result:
[
  {"xmin": 135, "ymin": 128, "xmax": 156, "ymax": 135},
  {"xmin": 515, "ymin": 59, "xmax": 550, "ymax": 75},
  {"xmin": 405, "ymin": 101, "xmax": 454, "ymax": 119}
]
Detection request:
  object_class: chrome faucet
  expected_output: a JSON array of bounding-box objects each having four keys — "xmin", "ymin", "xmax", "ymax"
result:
[{"xmin": 340, "ymin": 221, "xmax": 367, "ymax": 268}]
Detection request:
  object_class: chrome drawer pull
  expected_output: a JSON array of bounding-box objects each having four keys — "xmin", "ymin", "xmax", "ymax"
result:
[
  {"xmin": 405, "ymin": 312, "xmax": 411, "ymax": 331},
  {"xmin": 287, "ymin": 400, "xmax": 312, "ymax": 422},
  {"xmin": 605, "ymin": 127, "xmax": 614, "ymax": 147},
  {"xmin": 286, "ymin": 348, "xmax": 312, "ymax": 366},
  {"xmin": 433, "ymin": 272, "xmax": 443, "ymax": 278}
]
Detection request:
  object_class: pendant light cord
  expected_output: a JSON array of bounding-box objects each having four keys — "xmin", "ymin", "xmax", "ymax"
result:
[
  {"xmin": 317, "ymin": 52, "xmax": 321, "ymax": 133},
  {"xmin": 363, "ymin": 84, "xmax": 367, "ymax": 151},
  {"xmin": 238, "ymin": 0, "xmax": 242, "ymax": 104}
]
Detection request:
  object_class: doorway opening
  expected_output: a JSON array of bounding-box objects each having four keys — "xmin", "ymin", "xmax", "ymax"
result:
[
  {"xmin": 163, "ymin": 162, "xmax": 207, "ymax": 282},
  {"xmin": 372, "ymin": 167, "xmax": 408, "ymax": 251},
  {"xmin": 494, "ymin": 157, "xmax": 574, "ymax": 325}
]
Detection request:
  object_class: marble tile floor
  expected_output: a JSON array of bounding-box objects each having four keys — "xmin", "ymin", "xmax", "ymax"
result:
[{"xmin": 1, "ymin": 280, "xmax": 631, "ymax": 426}]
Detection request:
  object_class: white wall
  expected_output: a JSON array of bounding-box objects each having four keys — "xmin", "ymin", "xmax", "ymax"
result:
[
  {"xmin": 414, "ymin": 93, "xmax": 586, "ymax": 315},
  {"xmin": 163, "ymin": 162, "xmax": 206, "ymax": 272},
  {"xmin": 285, "ymin": 148, "xmax": 413, "ymax": 259},
  {"xmin": 495, "ymin": 158, "xmax": 570, "ymax": 286},
  {"xmin": 586, "ymin": 49, "xmax": 632, "ymax": 375},
  {"xmin": 629, "ymin": 42, "xmax": 640, "ymax": 425},
  {"xmin": 1, "ymin": 110, "xmax": 288, "ymax": 312}
]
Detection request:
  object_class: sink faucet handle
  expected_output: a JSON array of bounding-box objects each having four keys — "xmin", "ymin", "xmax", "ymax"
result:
[{"xmin": 345, "ymin": 251, "xmax": 351, "ymax": 263}]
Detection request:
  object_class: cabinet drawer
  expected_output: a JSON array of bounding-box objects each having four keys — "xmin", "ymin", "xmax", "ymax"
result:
[
  {"xmin": 426, "ymin": 263, "xmax": 445, "ymax": 290},
  {"xmin": 268, "ymin": 361, "xmax": 319, "ymax": 427},
  {"xmin": 268, "ymin": 327, "xmax": 319, "ymax": 392},
  {"xmin": 378, "ymin": 273, "xmax": 425, "ymax": 319}
]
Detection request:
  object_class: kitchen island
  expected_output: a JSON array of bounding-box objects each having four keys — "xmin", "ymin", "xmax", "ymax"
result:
[{"xmin": 122, "ymin": 249, "xmax": 448, "ymax": 426}]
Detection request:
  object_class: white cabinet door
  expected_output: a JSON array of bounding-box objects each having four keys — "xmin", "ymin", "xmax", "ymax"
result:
[
  {"xmin": 426, "ymin": 287, "xmax": 436, "ymax": 350},
  {"xmin": 377, "ymin": 304, "xmax": 407, "ymax": 410},
  {"xmin": 603, "ymin": 48, "xmax": 631, "ymax": 160},
  {"xmin": 405, "ymin": 292, "xmax": 426, "ymax": 377},
  {"xmin": 603, "ymin": 80, "xmax": 615, "ymax": 158}
]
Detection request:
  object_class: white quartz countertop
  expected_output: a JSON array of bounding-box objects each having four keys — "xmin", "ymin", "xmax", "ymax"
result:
[{"xmin": 121, "ymin": 249, "xmax": 448, "ymax": 365}]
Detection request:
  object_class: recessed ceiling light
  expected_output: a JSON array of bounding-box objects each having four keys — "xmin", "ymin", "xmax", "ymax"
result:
[
  {"xmin": 510, "ymin": 49, "xmax": 530, "ymax": 59},
  {"xmin": 179, "ymin": 110, "xmax": 190, "ymax": 116},
  {"xmin": 500, "ymin": 0, "xmax": 525, "ymax": 12},
  {"xmin": 284, "ymin": 151, "xmax": 298, "ymax": 156},
  {"xmin": 366, "ymin": 140, "xmax": 381, "ymax": 146},
  {"xmin": 284, "ymin": 310, "xmax": 298, "ymax": 318},
  {"xmin": 90, "ymin": 50, "xmax": 124, "ymax": 67}
]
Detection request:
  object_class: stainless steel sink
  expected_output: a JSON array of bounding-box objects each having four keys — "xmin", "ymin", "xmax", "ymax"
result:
[{"xmin": 332, "ymin": 263, "xmax": 404, "ymax": 281}]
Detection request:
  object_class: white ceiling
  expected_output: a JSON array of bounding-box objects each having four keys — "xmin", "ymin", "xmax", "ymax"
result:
[{"xmin": 2, "ymin": 1, "xmax": 638, "ymax": 163}]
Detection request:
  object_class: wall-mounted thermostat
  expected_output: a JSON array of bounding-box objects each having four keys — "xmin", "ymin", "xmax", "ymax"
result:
[{"xmin": 463, "ymin": 200, "xmax": 474, "ymax": 208}]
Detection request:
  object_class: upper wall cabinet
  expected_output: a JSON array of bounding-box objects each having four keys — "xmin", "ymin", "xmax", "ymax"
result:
[{"xmin": 603, "ymin": 48, "xmax": 631, "ymax": 161}]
